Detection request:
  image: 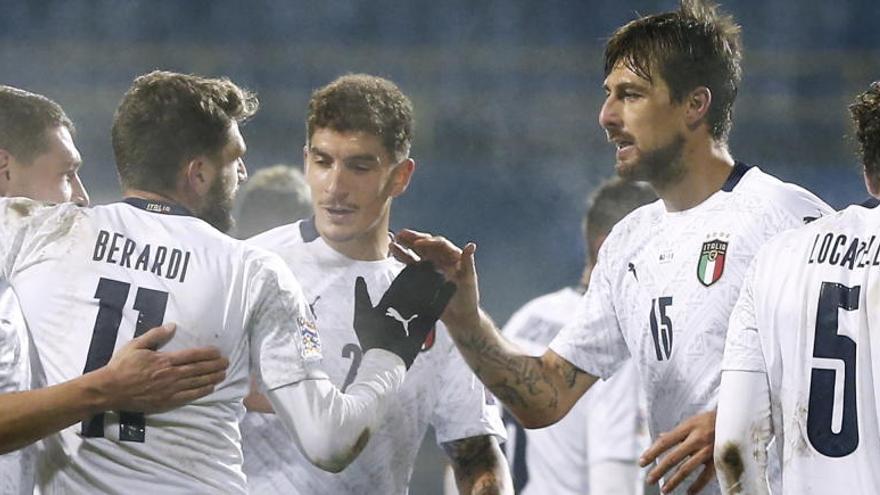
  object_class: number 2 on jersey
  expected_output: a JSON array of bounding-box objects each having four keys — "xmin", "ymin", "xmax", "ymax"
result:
[
  {"xmin": 340, "ymin": 343, "xmax": 363, "ymax": 392},
  {"xmin": 807, "ymin": 282, "xmax": 859, "ymax": 457},
  {"xmin": 82, "ymin": 277, "xmax": 169, "ymax": 443}
]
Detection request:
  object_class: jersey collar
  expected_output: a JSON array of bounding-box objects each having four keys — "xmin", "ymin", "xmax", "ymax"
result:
[
  {"xmin": 720, "ymin": 161, "xmax": 753, "ymax": 192},
  {"xmin": 860, "ymin": 196, "xmax": 880, "ymax": 209},
  {"xmin": 121, "ymin": 197, "xmax": 195, "ymax": 217}
]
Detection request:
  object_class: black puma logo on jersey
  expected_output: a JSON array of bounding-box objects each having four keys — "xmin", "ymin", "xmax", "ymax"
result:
[{"xmin": 627, "ymin": 262, "xmax": 639, "ymax": 281}]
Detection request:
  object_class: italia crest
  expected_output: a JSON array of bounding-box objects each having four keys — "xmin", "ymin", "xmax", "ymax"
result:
[{"xmin": 697, "ymin": 239, "xmax": 728, "ymax": 287}]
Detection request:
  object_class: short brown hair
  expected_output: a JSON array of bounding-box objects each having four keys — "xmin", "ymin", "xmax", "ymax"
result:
[
  {"xmin": 604, "ymin": 0, "xmax": 742, "ymax": 141},
  {"xmin": 307, "ymin": 74, "xmax": 413, "ymax": 161},
  {"xmin": 0, "ymin": 85, "xmax": 74, "ymax": 163},
  {"xmin": 850, "ymin": 81, "xmax": 880, "ymax": 181},
  {"xmin": 112, "ymin": 70, "xmax": 258, "ymax": 192}
]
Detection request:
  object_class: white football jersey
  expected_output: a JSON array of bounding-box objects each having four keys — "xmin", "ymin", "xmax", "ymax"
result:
[
  {"xmin": 502, "ymin": 287, "xmax": 647, "ymax": 495},
  {"xmin": 0, "ymin": 197, "xmax": 324, "ymax": 494},
  {"xmin": 240, "ymin": 219, "xmax": 505, "ymax": 495},
  {"xmin": 0, "ymin": 282, "xmax": 35, "ymax": 495},
  {"xmin": 723, "ymin": 202, "xmax": 880, "ymax": 493},
  {"xmin": 549, "ymin": 164, "xmax": 832, "ymax": 494}
]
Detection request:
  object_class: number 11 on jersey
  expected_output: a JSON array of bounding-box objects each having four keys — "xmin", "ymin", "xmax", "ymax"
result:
[{"xmin": 82, "ymin": 277, "xmax": 169, "ymax": 443}]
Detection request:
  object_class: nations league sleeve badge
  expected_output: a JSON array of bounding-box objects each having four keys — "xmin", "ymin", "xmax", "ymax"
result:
[
  {"xmin": 297, "ymin": 315, "xmax": 323, "ymax": 361},
  {"xmin": 697, "ymin": 238, "xmax": 728, "ymax": 287}
]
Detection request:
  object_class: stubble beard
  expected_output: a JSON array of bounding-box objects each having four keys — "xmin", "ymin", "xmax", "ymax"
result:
[
  {"xmin": 618, "ymin": 133, "xmax": 687, "ymax": 188},
  {"xmin": 199, "ymin": 173, "xmax": 235, "ymax": 233}
]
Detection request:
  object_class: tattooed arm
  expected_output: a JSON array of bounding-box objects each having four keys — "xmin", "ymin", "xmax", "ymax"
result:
[
  {"xmin": 392, "ymin": 230, "xmax": 598, "ymax": 428},
  {"xmin": 452, "ymin": 309, "xmax": 597, "ymax": 428},
  {"xmin": 443, "ymin": 435, "xmax": 512, "ymax": 495}
]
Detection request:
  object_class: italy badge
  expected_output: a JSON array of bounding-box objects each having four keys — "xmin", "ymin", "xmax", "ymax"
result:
[{"xmin": 697, "ymin": 239, "xmax": 728, "ymax": 287}]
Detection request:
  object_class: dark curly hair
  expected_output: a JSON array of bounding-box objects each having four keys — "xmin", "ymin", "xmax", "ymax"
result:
[
  {"xmin": 850, "ymin": 81, "xmax": 880, "ymax": 180},
  {"xmin": 112, "ymin": 70, "xmax": 258, "ymax": 193},
  {"xmin": 307, "ymin": 74, "xmax": 413, "ymax": 162},
  {"xmin": 604, "ymin": 0, "xmax": 742, "ymax": 142}
]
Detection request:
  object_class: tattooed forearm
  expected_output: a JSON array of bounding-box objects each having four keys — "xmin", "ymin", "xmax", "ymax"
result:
[
  {"xmin": 446, "ymin": 311, "xmax": 596, "ymax": 427},
  {"xmin": 444, "ymin": 435, "xmax": 512, "ymax": 495}
]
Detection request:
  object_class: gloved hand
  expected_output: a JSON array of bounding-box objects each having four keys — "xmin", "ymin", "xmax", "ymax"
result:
[{"xmin": 353, "ymin": 261, "xmax": 456, "ymax": 369}]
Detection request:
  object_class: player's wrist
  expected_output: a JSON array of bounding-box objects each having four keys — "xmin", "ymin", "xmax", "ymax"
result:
[
  {"xmin": 441, "ymin": 306, "xmax": 484, "ymax": 334},
  {"xmin": 78, "ymin": 367, "xmax": 118, "ymax": 415}
]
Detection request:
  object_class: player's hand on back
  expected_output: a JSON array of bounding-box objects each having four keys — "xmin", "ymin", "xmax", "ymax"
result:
[
  {"xmin": 353, "ymin": 260, "xmax": 455, "ymax": 369},
  {"xmin": 391, "ymin": 229, "xmax": 481, "ymax": 329},
  {"xmin": 101, "ymin": 323, "xmax": 229, "ymax": 413}
]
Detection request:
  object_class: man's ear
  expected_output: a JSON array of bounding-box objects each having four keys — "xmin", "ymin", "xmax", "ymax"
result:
[
  {"xmin": 183, "ymin": 156, "xmax": 215, "ymax": 197},
  {"xmin": 389, "ymin": 158, "xmax": 415, "ymax": 197},
  {"xmin": 685, "ymin": 86, "xmax": 713, "ymax": 130}
]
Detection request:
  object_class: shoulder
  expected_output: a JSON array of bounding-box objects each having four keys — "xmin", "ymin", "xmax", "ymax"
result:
[
  {"xmin": 733, "ymin": 165, "xmax": 831, "ymax": 218},
  {"xmin": 246, "ymin": 220, "xmax": 305, "ymax": 253},
  {"xmin": 0, "ymin": 197, "xmax": 82, "ymax": 227},
  {"xmin": 760, "ymin": 203, "xmax": 869, "ymax": 254},
  {"xmin": 507, "ymin": 287, "xmax": 580, "ymax": 326},
  {"xmin": 504, "ymin": 287, "xmax": 581, "ymax": 347},
  {"xmin": 601, "ymin": 199, "xmax": 664, "ymax": 252}
]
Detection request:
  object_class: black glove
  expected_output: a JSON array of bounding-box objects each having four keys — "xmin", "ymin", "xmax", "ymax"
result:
[{"xmin": 353, "ymin": 261, "xmax": 456, "ymax": 369}]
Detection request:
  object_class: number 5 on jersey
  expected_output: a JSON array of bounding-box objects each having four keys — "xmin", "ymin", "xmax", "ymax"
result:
[
  {"xmin": 82, "ymin": 277, "xmax": 169, "ymax": 442},
  {"xmin": 650, "ymin": 297, "xmax": 673, "ymax": 361}
]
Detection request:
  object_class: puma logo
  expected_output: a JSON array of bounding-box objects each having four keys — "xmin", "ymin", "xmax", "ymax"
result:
[
  {"xmin": 385, "ymin": 307, "xmax": 418, "ymax": 337},
  {"xmin": 628, "ymin": 262, "xmax": 639, "ymax": 281}
]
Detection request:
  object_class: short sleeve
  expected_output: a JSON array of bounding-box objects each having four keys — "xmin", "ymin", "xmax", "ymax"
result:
[
  {"xmin": 431, "ymin": 324, "xmax": 506, "ymax": 445},
  {"xmin": 721, "ymin": 257, "xmax": 767, "ymax": 373},
  {"xmin": 549, "ymin": 255, "xmax": 630, "ymax": 379},
  {"xmin": 246, "ymin": 251, "xmax": 326, "ymax": 390}
]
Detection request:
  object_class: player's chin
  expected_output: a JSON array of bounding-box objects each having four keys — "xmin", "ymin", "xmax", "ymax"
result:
[
  {"xmin": 615, "ymin": 159, "xmax": 640, "ymax": 180},
  {"xmin": 315, "ymin": 218, "xmax": 359, "ymax": 244}
]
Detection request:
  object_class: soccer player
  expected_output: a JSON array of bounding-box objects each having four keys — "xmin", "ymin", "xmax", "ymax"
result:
[
  {"xmin": 501, "ymin": 177, "xmax": 655, "ymax": 495},
  {"xmin": 240, "ymin": 74, "xmax": 510, "ymax": 495},
  {"xmin": 392, "ymin": 1, "xmax": 834, "ymax": 493},
  {"xmin": 715, "ymin": 82, "xmax": 880, "ymax": 494},
  {"xmin": 0, "ymin": 85, "xmax": 230, "ymax": 493},
  {"xmin": 233, "ymin": 164, "xmax": 312, "ymax": 239},
  {"xmin": 0, "ymin": 71, "xmax": 451, "ymax": 493}
]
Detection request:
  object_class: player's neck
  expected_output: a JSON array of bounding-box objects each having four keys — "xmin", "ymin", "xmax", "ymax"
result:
[
  {"xmin": 655, "ymin": 141, "xmax": 735, "ymax": 213},
  {"xmin": 322, "ymin": 225, "xmax": 391, "ymax": 262},
  {"xmin": 123, "ymin": 189, "xmax": 192, "ymax": 212}
]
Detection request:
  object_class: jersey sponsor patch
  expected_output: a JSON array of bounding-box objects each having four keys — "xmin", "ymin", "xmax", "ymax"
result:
[
  {"xmin": 697, "ymin": 238, "xmax": 728, "ymax": 286},
  {"xmin": 297, "ymin": 315, "xmax": 323, "ymax": 361}
]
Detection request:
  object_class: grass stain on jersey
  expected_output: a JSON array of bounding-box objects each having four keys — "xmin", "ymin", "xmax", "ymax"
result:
[
  {"xmin": 318, "ymin": 427, "xmax": 371, "ymax": 473},
  {"xmin": 8, "ymin": 199, "xmax": 34, "ymax": 218},
  {"xmin": 719, "ymin": 441, "xmax": 745, "ymax": 494}
]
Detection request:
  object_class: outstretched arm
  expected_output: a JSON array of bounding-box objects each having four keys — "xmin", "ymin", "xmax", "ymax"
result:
[
  {"xmin": 392, "ymin": 230, "xmax": 597, "ymax": 428},
  {"xmin": 0, "ymin": 323, "xmax": 228, "ymax": 453},
  {"xmin": 444, "ymin": 435, "xmax": 512, "ymax": 495},
  {"xmin": 267, "ymin": 349, "xmax": 405, "ymax": 473}
]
